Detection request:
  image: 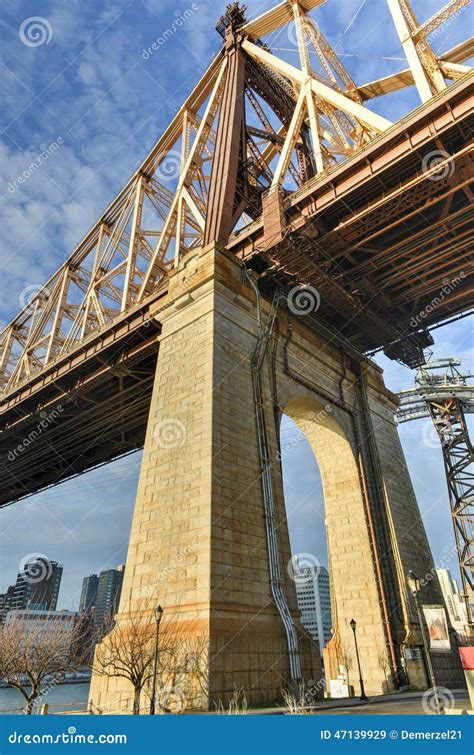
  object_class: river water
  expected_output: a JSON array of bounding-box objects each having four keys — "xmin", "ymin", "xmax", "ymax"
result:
[{"xmin": 0, "ymin": 682, "xmax": 90, "ymax": 715}]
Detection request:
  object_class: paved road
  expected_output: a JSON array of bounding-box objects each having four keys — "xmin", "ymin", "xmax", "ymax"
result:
[{"xmin": 312, "ymin": 690, "xmax": 471, "ymax": 716}]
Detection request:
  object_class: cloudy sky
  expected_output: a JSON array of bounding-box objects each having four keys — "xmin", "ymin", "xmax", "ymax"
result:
[{"xmin": 0, "ymin": 0, "xmax": 472, "ymax": 609}]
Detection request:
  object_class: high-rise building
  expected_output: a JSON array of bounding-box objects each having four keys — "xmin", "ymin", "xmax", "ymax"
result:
[
  {"xmin": 11, "ymin": 558, "xmax": 63, "ymax": 612},
  {"xmin": 94, "ymin": 565, "xmax": 124, "ymax": 632},
  {"xmin": 0, "ymin": 585, "xmax": 15, "ymax": 625},
  {"xmin": 79, "ymin": 574, "xmax": 99, "ymax": 613},
  {"xmin": 293, "ymin": 560, "xmax": 332, "ymax": 651},
  {"xmin": 436, "ymin": 568, "xmax": 469, "ymax": 636},
  {"xmin": 5, "ymin": 609, "xmax": 78, "ymax": 658},
  {"xmin": 468, "ymin": 586, "xmax": 474, "ymax": 619}
]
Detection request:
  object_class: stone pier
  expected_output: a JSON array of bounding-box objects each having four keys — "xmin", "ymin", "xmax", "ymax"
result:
[{"xmin": 89, "ymin": 243, "xmax": 463, "ymax": 712}]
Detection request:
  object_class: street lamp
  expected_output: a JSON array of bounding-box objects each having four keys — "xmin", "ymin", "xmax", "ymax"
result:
[
  {"xmin": 149, "ymin": 605, "xmax": 164, "ymax": 715},
  {"xmin": 350, "ymin": 619, "xmax": 368, "ymax": 701},
  {"xmin": 406, "ymin": 571, "xmax": 444, "ymax": 715}
]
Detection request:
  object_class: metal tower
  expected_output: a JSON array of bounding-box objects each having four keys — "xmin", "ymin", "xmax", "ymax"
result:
[{"xmin": 397, "ymin": 358, "xmax": 474, "ymax": 630}]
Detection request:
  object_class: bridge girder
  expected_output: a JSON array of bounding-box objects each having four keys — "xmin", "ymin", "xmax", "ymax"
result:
[
  {"xmin": 1, "ymin": 0, "xmax": 472, "ymax": 398},
  {"xmin": 0, "ymin": 0, "xmax": 473, "ymax": 508},
  {"xmin": 397, "ymin": 359, "xmax": 474, "ymax": 628}
]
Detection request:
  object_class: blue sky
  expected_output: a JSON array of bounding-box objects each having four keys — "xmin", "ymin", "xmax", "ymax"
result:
[{"xmin": 0, "ymin": 0, "xmax": 472, "ymax": 609}]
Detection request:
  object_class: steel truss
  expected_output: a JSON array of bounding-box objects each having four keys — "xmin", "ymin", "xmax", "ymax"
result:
[
  {"xmin": 397, "ymin": 359, "xmax": 474, "ymax": 629},
  {"xmin": 0, "ymin": 0, "xmax": 471, "ymax": 397}
]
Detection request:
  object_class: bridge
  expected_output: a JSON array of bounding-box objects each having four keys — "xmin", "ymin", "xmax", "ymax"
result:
[
  {"xmin": 0, "ymin": 0, "xmax": 473, "ymax": 710},
  {"xmin": 397, "ymin": 359, "xmax": 474, "ymax": 627}
]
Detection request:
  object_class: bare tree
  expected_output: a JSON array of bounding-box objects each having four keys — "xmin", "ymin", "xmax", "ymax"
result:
[
  {"xmin": 93, "ymin": 610, "xmax": 210, "ymax": 714},
  {"xmin": 155, "ymin": 629, "xmax": 209, "ymax": 711},
  {"xmin": 0, "ymin": 613, "xmax": 91, "ymax": 714},
  {"xmin": 377, "ymin": 650, "xmax": 390, "ymax": 691},
  {"xmin": 93, "ymin": 612, "xmax": 156, "ymax": 715}
]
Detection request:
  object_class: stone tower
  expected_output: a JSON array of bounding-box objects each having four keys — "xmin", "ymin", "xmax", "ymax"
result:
[{"xmin": 89, "ymin": 243, "xmax": 463, "ymax": 712}]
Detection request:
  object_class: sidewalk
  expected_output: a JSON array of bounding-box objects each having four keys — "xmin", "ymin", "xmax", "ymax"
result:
[
  {"xmin": 244, "ymin": 688, "xmax": 471, "ymax": 715},
  {"xmin": 313, "ymin": 689, "xmax": 467, "ymax": 710}
]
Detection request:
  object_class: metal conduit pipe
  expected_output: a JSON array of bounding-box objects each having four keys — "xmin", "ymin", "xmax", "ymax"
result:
[
  {"xmin": 282, "ymin": 316, "xmax": 401, "ymax": 685},
  {"xmin": 244, "ymin": 270, "xmax": 302, "ymax": 682}
]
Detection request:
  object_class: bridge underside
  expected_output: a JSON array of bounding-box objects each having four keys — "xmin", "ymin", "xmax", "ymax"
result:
[
  {"xmin": 0, "ymin": 76, "xmax": 471, "ymax": 507},
  {"xmin": 232, "ymin": 76, "xmax": 473, "ymax": 365},
  {"xmin": 0, "ymin": 317, "xmax": 160, "ymax": 506}
]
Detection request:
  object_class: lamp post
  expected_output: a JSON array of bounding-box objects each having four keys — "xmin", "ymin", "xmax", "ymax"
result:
[
  {"xmin": 350, "ymin": 619, "xmax": 368, "ymax": 701},
  {"xmin": 149, "ymin": 605, "xmax": 164, "ymax": 715},
  {"xmin": 406, "ymin": 571, "xmax": 444, "ymax": 715}
]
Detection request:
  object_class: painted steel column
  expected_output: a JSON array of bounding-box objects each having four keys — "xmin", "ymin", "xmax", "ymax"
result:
[{"xmin": 204, "ymin": 42, "xmax": 246, "ymax": 246}]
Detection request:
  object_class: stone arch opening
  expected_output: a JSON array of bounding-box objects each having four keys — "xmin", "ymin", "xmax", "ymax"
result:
[
  {"xmin": 279, "ymin": 394, "xmax": 393, "ymax": 696},
  {"xmin": 279, "ymin": 410, "xmax": 330, "ymax": 678},
  {"xmin": 280, "ymin": 412, "xmax": 327, "ymax": 569}
]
